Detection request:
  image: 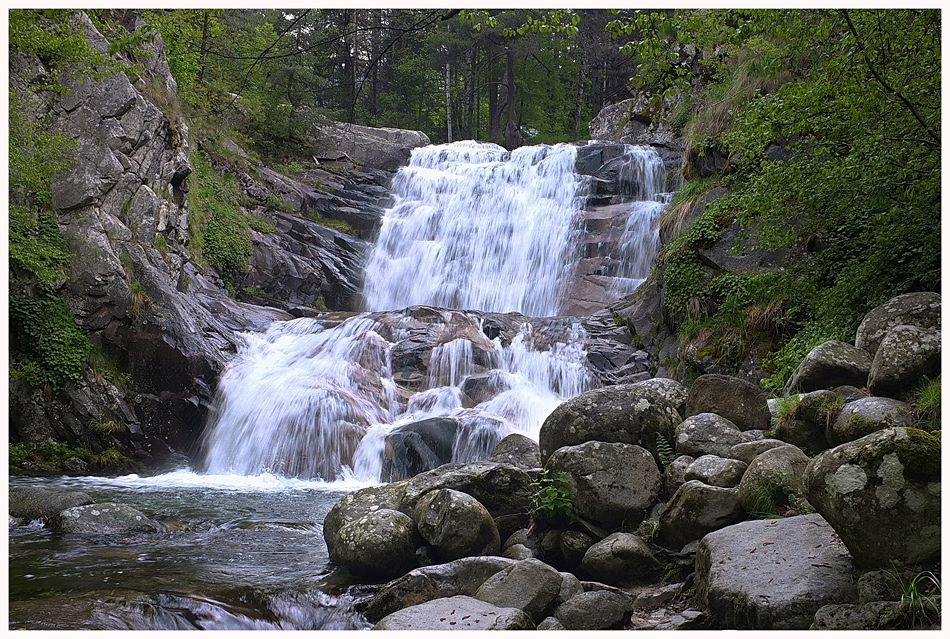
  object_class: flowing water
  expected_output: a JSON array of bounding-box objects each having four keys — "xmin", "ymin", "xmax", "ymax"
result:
[{"xmin": 9, "ymin": 141, "xmax": 668, "ymax": 629}]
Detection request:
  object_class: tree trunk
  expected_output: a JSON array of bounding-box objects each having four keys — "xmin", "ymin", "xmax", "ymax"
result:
[
  {"xmin": 503, "ymin": 48, "xmax": 523, "ymax": 150},
  {"xmin": 445, "ymin": 62, "xmax": 453, "ymax": 143}
]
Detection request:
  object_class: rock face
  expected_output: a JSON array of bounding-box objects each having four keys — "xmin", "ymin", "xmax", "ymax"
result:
[
  {"xmin": 803, "ymin": 427, "xmax": 941, "ymax": 568},
  {"xmin": 539, "ymin": 384, "xmax": 681, "ymax": 465},
  {"xmin": 696, "ymin": 514, "xmax": 857, "ymax": 629},
  {"xmin": 312, "ymin": 122, "xmax": 431, "ymax": 171},
  {"xmin": 373, "ymin": 594, "xmax": 535, "ymax": 630}
]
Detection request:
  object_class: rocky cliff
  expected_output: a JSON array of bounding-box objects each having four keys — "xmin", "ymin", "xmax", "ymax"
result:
[{"xmin": 8, "ymin": 14, "xmax": 416, "ymax": 472}]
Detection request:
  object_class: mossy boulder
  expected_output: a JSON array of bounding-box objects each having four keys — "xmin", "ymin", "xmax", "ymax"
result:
[
  {"xmin": 49, "ymin": 502, "xmax": 161, "ymax": 534},
  {"xmin": 685, "ymin": 374, "xmax": 771, "ymax": 431},
  {"xmin": 414, "ymin": 488, "xmax": 500, "ymax": 562},
  {"xmin": 658, "ymin": 480, "xmax": 744, "ymax": 550},
  {"xmin": 854, "ymin": 292, "xmax": 941, "ymax": 360},
  {"xmin": 8, "ymin": 486, "xmax": 95, "ymax": 522},
  {"xmin": 538, "ymin": 383, "xmax": 681, "ymax": 465},
  {"xmin": 803, "ymin": 427, "xmax": 941, "ymax": 568},
  {"xmin": 783, "ymin": 341, "xmax": 872, "ymax": 395},
  {"xmin": 827, "ymin": 396, "xmax": 914, "ymax": 447},
  {"xmin": 867, "ymin": 324, "xmax": 941, "ymax": 399}
]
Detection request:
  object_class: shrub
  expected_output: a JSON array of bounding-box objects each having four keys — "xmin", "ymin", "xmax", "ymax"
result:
[{"xmin": 530, "ymin": 469, "xmax": 577, "ymax": 524}]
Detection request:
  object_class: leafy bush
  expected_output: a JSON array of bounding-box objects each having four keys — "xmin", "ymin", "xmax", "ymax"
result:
[
  {"xmin": 10, "ymin": 290, "xmax": 92, "ymax": 388},
  {"xmin": 530, "ymin": 469, "xmax": 577, "ymax": 523}
]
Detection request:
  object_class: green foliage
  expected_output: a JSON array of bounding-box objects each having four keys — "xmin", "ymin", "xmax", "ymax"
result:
[
  {"xmin": 886, "ymin": 569, "xmax": 942, "ymax": 629},
  {"xmin": 909, "ymin": 377, "xmax": 941, "ymax": 434},
  {"xmin": 9, "ymin": 439, "xmax": 134, "ymax": 473},
  {"xmin": 530, "ymin": 469, "xmax": 577, "ymax": 523},
  {"xmin": 655, "ymin": 433, "xmax": 678, "ymax": 469},
  {"xmin": 246, "ymin": 215, "xmax": 276, "ymax": 234},
  {"xmin": 87, "ymin": 348, "xmax": 133, "ymax": 388},
  {"xmin": 188, "ymin": 151, "xmax": 253, "ymax": 292},
  {"xmin": 10, "ymin": 290, "xmax": 93, "ymax": 388}
]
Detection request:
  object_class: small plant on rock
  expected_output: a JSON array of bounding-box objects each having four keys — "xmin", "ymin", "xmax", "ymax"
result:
[{"xmin": 530, "ymin": 469, "xmax": 577, "ymax": 524}]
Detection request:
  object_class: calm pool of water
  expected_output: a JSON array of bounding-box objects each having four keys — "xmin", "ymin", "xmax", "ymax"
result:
[{"xmin": 8, "ymin": 471, "xmax": 376, "ymax": 630}]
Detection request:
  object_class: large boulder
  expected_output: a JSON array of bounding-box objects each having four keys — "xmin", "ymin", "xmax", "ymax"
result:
[
  {"xmin": 329, "ymin": 508, "xmax": 419, "ymax": 579},
  {"xmin": 675, "ymin": 413, "xmax": 750, "ymax": 458},
  {"xmin": 473, "ymin": 558, "xmax": 564, "ymax": 623},
  {"xmin": 802, "ymin": 427, "xmax": 941, "ymax": 568},
  {"xmin": 827, "ymin": 396, "xmax": 914, "ymax": 446},
  {"xmin": 737, "ymin": 444, "xmax": 811, "ymax": 516},
  {"xmin": 323, "ymin": 482, "xmax": 410, "ymax": 575},
  {"xmin": 312, "ymin": 122, "xmax": 430, "ymax": 171},
  {"xmin": 854, "ymin": 292, "xmax": 941, "ymax": 360},
  {"xmin": 727, "ymin": 439, "xmax": 787, "ymax": 464},
  {"xmin": 685, "ymin": 374, "xmax": 771, "ymax": 431},
  {"xmin": 696, "ymin": 514, "xmax": 857, "ymax": 629},
  {"xmin": 8, "ymin": 487, "xmax": 95, "ymax": 522},
  {"xmin": 552, "ymin": 590, "xmax": 634, "ymax": 630},
  {"xmin": 414, "ymin": 489, "xmax": 500, "ymax": 562},
  {"xmin": 774, "ymin": 390, "xmax": 840, "ymax": 454},
  {"xmin": 580, "ymin": 532, "xmax": 660, "ymax": 586},
  {"xmin": 783, "ymin": 341, "xmax": 872, "ymax": 395},
  {"xmin": 539, "ymin": 384, "xmax": 681, "ymax": 465},
  {"xmin": 372, "ymin": 594, "xmax": 535, "ymax": 630},
  {"xmin": 867, "ymin": 325, "xmax": 941, "ymax": 398},
  {"xmin": 49, "ymin": 502, "xmax": 161, "ymax": 534},
  {"xmin": 382, "ymin": 417, "xmax": 459, "ymax": 482},
  {"xmin": 632, "ymin": 377, "xmax": 689, "ymax": 418},
  {"xmin": 359, "ymin": 556, "xmax": 517, "ymax": 622},
  {"xmin": 657, "ymin": 480, "xmax": 745, "ymax": 550},
  {"xmin": 398, "ymin": 461, "xmax": 533, "ymax": 521},
  {"xmin": 684, "ymin": 455, "xmax": 748, "ymax": 488},
  {"xmin": 489, "ymin": 433, "xmax": 541, "ymax": 470},
  {"xmin": 546, "ymin": 441, "xmax": 663, "ymax": 530}
]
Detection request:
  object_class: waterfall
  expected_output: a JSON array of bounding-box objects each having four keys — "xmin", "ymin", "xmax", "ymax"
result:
[
  {"xmin": 201, "ymin": 141, "xmax": 668, "ymax": 482},
  {"xmin": 362, "ymin": 141, "xmax": 586, "ymax": 317}
]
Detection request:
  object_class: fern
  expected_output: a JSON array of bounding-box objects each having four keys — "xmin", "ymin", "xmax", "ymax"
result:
[{"xmin": 655, "ymin": 432, "xmax": 679, "ymax": 468}]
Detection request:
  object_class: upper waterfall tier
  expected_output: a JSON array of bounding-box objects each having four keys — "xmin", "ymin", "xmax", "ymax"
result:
[{"xmin": 362, "ymin": 141, "xmax": 587, "ymax": 317}]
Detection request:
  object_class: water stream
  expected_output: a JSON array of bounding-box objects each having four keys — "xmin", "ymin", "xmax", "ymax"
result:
[{"xmin": 9, "ymin": 141, "xmax": 669, "ymax": 629}]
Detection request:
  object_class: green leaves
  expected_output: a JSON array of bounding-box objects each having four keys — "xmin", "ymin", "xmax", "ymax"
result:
[{"xmin": 530, "ymin": 469, "xmax": 577, "ymax": 523}]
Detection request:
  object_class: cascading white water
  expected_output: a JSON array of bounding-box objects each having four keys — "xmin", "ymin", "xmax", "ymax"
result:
[
  {"xmin": 362, "ymin": 141, "xmax": 586, "ymax": 317},
  {"xmin": 201, "ymin": 141, "xmax": 668, "ymax": 482},
  {"xmin": 606, "ymin": 145, "xmax": 669, "ymax": 298}
]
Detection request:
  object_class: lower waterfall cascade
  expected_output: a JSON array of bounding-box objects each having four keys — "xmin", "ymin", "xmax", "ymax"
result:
[{"xmin": 201, "ymin": 140, "xmax": 671, "ymax": 482}]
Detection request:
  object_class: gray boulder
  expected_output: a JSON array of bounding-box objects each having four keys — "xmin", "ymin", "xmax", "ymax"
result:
[
  {"xmin": 684, "ymin": 455, "xmax": 748, "ymax": 488},
  {"xmin": 382, "ymin": 417, "xmax": 459, "ymax": 482},
  {"xmin": 827, "ymin": 396, "xmax": 914, "ymax": 446},
  {"xmin": 657, "ymin": 480, "xmax": 745, "ymax": 550},
  {"xmin": 810, "ymin": 601, "xmax": 903, "ymax": 630},
  {"xmin": 414, "ymin": 489, "xmax": 500, "ymax": 562},
  {"xmin": 359, "ymin": 556, "xmax": 517, "ymax": 621},
  {"xmin": 685, "ymin": 374, "xmax": 771, "ymax": 431},
  {"xmin": 727, "ymin": 439, "xmax": 788, "ymax": 464},
  {"xmin": 489, "ymin": 433, "xmax": 541, "ymax": 470},
  {"xmin": 774, "ymin": 390, "xmax": 840, "ymax": 454},
  {"xmin": 784, "ymin": 340, "xmax": 873, "ymax": 395},
  {"xmin": 854, "ymin": 292, "xmax": 941, "ymax": 360},
  {"xmin": 330, "ymin": 508, "xmax": 419, "ymax": 579},
  {"xmin": 676, "ymin": 413, "xmax": 750, "ymax": 458},
  {"xmin": 324, "ymin": 482, "xmax": 407, "ymax": 565},
  {"xmin": 631, "ymin": 377, "xmax": 688, "ymax": 418},
  {"xmin": 49, "ymin": 502, "xmax": 161, "ymax": 534},
  {"xmin": 803, "ymin": 427, "xmax": 941, "ymax": 568},
  {"xmin": 663, "ymin": 454, "xmax": 695, "ymax": 498},
  {"xmin": 737, "ymin": 444, "xmax": 810, "ymax": 516},
  {"xmin": 580, "ymin": 532, "xmax": 660, "ymax": 586},
  {"xmin": 538, "ymin": 383, "xmax": 681, "ymax": 465},
  {"xmin": 546, "ymin": 441, "xmax": 663, "ymax": 530},
  {"xmin": 474, "ymin": 558, "xmax": 564, "ymax": 623},
  {"xmin": 8, "ymin": 487, "xmax": 95, "ymax": 522},
  {"xmin": 558, "ymin": 530, "xmax": 595, "ymax": 568},
  {"xmin": 552, "ymin": 590, "xmax": 634, "ymax": 630},
  {"xmin": 867, "ymin": 325, "xmax": 941, "ymax": 398},
  {"xmin": 313, "ymin": 122, "xmax": 430, "ymax": 171},
  {"xmin": 696, "ymin": 514, "xmax": 857, "ymax": 629},
  {"xmin": 399, "ymin": 461, "xmax": 533, "ymax": 523},
  {"xmin": 372, "ymin": 594, "xmax": 535, "ymax": 630}
]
